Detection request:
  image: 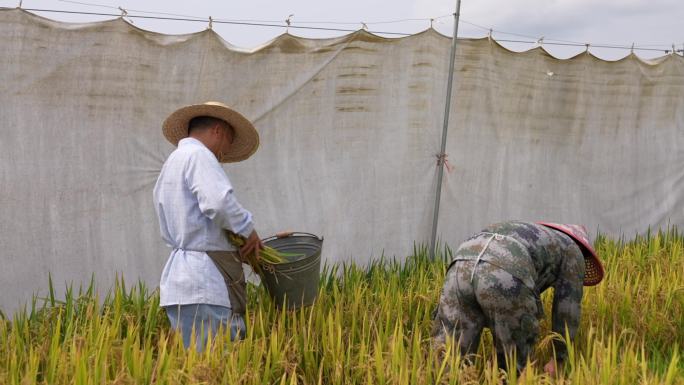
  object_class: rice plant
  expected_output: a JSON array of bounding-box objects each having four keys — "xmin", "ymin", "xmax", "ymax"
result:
[{"xmin": 1, "ymin": 231, "xmax": 682, "ymax": 384}]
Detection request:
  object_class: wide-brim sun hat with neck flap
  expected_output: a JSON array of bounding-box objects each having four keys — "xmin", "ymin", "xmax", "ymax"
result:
[
  {"xmin": 538, "ymin": 222, "xmax": 605, "ymax": 286},
  {"xmin": 162, "ymin": 101, "xmax": 260, "ymax": 163}
]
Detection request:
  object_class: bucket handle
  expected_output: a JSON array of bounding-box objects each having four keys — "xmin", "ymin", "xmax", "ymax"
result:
[{"xmin": 263, "ymin": 231, "xmax": 324, "ymax": 242}]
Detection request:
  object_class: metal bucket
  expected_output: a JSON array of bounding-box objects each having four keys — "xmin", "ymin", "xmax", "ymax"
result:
[{"xmin": 261, "ymin": 232, "xmax": 323, "ymax": 310}]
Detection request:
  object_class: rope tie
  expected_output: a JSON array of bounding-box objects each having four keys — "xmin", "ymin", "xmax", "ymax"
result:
[
  {"xmin": 285, "ymin": 13, "xmax": 293, "ymax": 32},
  {"xmin": 118, "ymin": 6, "xmax": 133, "ymax": 24},
  {"xmin": 436, "ymin": 153, "xmax": 453, "ymax": 173}
]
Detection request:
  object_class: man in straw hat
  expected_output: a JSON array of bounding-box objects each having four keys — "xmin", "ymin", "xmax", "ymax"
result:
[
  {"xmin": 432, "ymin": 221, "xmax": 604, "ymax": 376},
  {"xmin": 153, "ymin": 101, "xmax": 261, "ymax": 351}
]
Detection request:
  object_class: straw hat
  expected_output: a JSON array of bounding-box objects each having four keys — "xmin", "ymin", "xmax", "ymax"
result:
[
  {"xmin": 162, "ymin": 101, "xmax": 259, "ymax": 163},
  {"xmin": 538, "ymin": 222, "xmax": 605, "ymax": 286}
]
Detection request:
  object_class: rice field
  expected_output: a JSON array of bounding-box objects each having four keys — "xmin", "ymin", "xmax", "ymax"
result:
[{"xmin": 1, "ymin": 230, "xmax": 682, "ymax": 384}]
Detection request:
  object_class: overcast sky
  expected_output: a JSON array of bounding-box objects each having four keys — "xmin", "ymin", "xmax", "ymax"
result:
[{"xmin": 2, "ymin": 0, "xmax": 683, "ymax": 60}]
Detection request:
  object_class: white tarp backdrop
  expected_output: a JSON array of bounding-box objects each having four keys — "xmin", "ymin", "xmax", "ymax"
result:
[{"xmin": 1, "ymin": 9, "xmax": 683, "ymax": 313}]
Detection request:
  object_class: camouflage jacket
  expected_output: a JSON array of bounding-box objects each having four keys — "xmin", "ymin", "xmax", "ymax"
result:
[{"xmin": 452, "ymin": 221, "xmax": 585, "ymax": 360}]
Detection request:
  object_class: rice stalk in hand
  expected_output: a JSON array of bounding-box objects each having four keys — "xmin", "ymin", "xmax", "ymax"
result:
[{"xmin": 226, "ymin": 231, "xmax": 293, "ymax": 276}]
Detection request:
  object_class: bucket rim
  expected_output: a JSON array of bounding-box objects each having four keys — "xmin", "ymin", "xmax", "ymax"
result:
[
  {"xmin": 261, "ymin": 232, "xmax": 323, "ymax": 268},
  {"xmin": 262, "ymin": 231, "xmax": 324, "ymax": 243}
]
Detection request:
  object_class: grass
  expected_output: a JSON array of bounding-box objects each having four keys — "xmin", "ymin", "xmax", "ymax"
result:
[{"xmin": 1, "ymin": 230, "xmax": 682, "ymax": 384}]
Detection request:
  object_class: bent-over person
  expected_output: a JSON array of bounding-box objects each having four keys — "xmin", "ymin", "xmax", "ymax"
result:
[{"xmin": 432, "ymin": 221, "xmax": 604, "ymax": 375}]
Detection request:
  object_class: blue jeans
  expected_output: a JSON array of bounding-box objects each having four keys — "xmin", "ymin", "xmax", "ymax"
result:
[{"xmin": 165, "ymin": 304, "xmax": 246, "ymax": 351}]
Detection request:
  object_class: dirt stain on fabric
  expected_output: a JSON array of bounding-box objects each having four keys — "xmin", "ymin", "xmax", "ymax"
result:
[
  {"xmin": 337, "ymin": 73, "xmax": 368, "ymax": 79},
  {"xmin": 313, "ymin": 47, "xmax": 336, "ymax": 54},
  {"xmin": 342, "ymin": 46, "xmax": 377, "ymax": 53},
  {"xmin": 336, "ymin": 106, "xmax": 368, "ymax": 112},
  {"xmin": 263, "ymin": 35, "xmax": 307, "ymax": 54},
  {"xmin": 336, "ymin": 87, "xmax": 375, "ymax": 95}
]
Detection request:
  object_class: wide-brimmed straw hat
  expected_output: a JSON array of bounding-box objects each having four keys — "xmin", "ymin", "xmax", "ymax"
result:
[
  {"xmin": 162, "ymin": 101, "xmax": 259, "ymax": 163},
  {"xmin": 538, "ymin": 222, "xmax": 605, "ymax": 286}
]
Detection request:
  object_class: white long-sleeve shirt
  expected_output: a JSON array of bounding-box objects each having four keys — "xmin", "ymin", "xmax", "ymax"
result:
[{"xmin": 153, "ymin": 137, "xmax": 254, "ymax": 307}]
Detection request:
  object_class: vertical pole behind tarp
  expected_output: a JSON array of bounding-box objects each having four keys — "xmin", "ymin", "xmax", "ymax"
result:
[{"xmin": 429, "ymin": 0, "xmax": 462, "ymax": 259}]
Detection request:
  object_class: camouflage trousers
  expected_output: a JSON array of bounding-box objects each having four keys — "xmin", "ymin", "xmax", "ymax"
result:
[{"xmin": 432, "ymin": 259, "xmax": 541, "ymax": 373}]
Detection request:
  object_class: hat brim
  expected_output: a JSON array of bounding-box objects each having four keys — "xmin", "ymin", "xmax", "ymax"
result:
[
  {"xmin": 162, "ymin": 103, "xmax": 259, "ymax": 163},
  {"xmin": 579, "ymin": 247, "xmax": 604, "ymax": 287}
]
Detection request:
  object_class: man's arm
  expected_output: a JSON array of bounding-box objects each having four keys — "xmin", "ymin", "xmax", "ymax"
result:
[
  {"xmin": 550, "ymin": 244, "xmax": 585, "ymax": 363},
  {"xmin": 185, "ymin": 150, "xmax": 254, "ymax": 238}
]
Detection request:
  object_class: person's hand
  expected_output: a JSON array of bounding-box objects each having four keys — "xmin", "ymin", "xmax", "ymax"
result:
[
  {"xmin": 543, "ymin": 359, "xmax": 558, "ymax": 377},
  {"xmin": 239, "ymin": 230, "xmax": 263, "ymax": 262}
]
